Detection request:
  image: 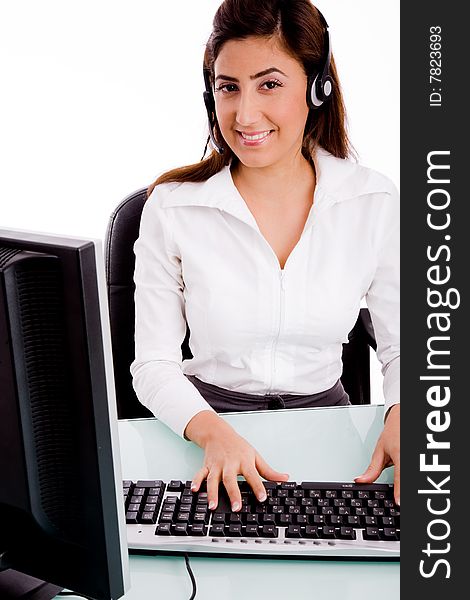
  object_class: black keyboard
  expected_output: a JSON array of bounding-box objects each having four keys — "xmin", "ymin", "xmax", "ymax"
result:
[{"xmin": 124, "ymin": 479, "xmax": 399, "ymax": 559}]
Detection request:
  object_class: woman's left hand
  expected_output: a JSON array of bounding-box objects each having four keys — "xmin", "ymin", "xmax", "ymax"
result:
[{"xmin": 354, "ymin": 403, "xmax": 400, "ymax": 505}]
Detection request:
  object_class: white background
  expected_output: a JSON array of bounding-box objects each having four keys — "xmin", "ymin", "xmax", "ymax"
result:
[{"xmin": 0, "ymin": 0, "xmax": 399, "ymax": 403}]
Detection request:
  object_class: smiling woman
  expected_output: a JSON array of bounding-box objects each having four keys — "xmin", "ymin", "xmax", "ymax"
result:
[{"xmin": 131, "ymin": 0, "xmax": 400, "ymax": 512}]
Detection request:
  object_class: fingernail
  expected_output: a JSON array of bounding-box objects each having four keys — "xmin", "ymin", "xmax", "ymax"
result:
[
  {"xmin": 208, "ymin": 501, "xmax": 216, "ymax": 510},
  {"xmin": 257, "ymin": 493, "xmax": 267, "ymax": 502},
  {"xmin": 231, "ymin": 501, "xmax": 241, "ymax": 512},
  {"xmin": 396, "ymin": 497, "xmax": 400, "ymax": 506},
  {"xmin": 190, "ymin": 483, "xmax": 197, "ymax": 491}
]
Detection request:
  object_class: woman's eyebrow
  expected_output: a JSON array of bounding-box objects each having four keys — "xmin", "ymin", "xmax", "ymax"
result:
[{"xmin": 214, "ymin": 67, "xmax": 288, "ymax": 82}]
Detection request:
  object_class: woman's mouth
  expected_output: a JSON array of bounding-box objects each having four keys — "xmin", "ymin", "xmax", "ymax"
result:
[{"xmin": 237, "ymin": 130, "xmax": 273, "ymax": 146}]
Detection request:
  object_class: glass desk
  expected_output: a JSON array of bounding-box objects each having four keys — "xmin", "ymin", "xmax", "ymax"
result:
[{"xmin": 59, "ymin": 404, "xmax": 400, "ymax": 599}]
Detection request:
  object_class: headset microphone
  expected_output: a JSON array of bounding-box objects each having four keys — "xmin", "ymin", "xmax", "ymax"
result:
[{"xmin": 203, "ymin": 68, "xmax": 224, "ymax": 155}]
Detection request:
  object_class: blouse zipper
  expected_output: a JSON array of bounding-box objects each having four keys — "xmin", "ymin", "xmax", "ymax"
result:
[{"xmin": 268, "ymin": 269, "xmax": 285, "ymax": 392}]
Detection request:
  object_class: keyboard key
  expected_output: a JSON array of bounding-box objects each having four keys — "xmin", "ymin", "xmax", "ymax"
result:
[
  {"xmin": 156, "ymin": 523, "xmax": 171, "ymax": 535},
  {"xmin": 261, "ymin": 524, "xmax": 279, "ymax": 538},
  {"xmin": 304, "ymin": 506, "xmax": 318, "ymax": 516},
  {"xmin": 357, "ymin": 491, "xmax": 370, "ymax": 499},
  {"xmin": 381, "ymin": 528, "xmax": 399, "ymax": 541},
  {"xmin": 193, "ymin": 512, "xmax": 208, "ymax": 523},
  {"xmin": 263, "ymin": 481, "xmax": 277, "ymax": 490},
  {"xmin": 140, "ymin": 512, "xmax": 157, "ymax": 524},
  {"xmin": 164, "ymin": 496, "xmax": 179, "ymax": 505},
  {"xmin": 304, "ymin": 526, "xmax": 319, "ymax": 539},
  {"xmin": 281, "ymin": 482, "xmax": 297, "ymax": 490},
  {"xmin": 132, "ymin": 487, "xmax": 145, "ymax": 496},
  {"xmin": 136, "ymin": 480, "xmax": 164, "ymax": 488},
  {"xmin": 190, "ymin": 524, "xmax": 207, "ymax": 536},
  {"xmin": 286, "ymin": 525, "xmax": 302, "ymax": 538},
  {"xmin": 126, "ymin": 511, "xmax": 138, "ymax": 524},
  {"xmin": 295, "ymin": 515, "xmax": 308, "ymax": 525},
  {"xmin": 347, "ymin": 516, "xmax": 361, "ymax": 527},
  {"xmin": 176, "ymin": 512, "xmax": 190, "ymax": 522},
  {"xmin": 288, "ymin": 506, "xmax": 301, "ymax": 515},
  {"xmin": 209, "ymin": 524, "xmax": 225, "ymax": 536},
  {"xmin": 262, "ymin": 514, "xmax": 276, "ymax": 525},
  {"xmin": 226, "ymin": 524, "xmax": 242, "ymax": 537},
  {"xmin": 168, "ymin": 480, "xmax": 184, "ymax": 492},
  {"xmin": 338, "ymin": 527, "xmax": 356, "ymax": 540},
  {"xmin": 245, "ymin": 524, "xmax": 259, "ymax": 537},
  {"xmin": 319, "ymin": 526, "xmax": 336, "ymax": 539},
  {"xmin": 246, "ymin": 514, "xmax": 259, "ymax": 525},
  {"xmin": 312, "ymin": 515, "xmax": 326, "ymax": 525},
  {"xmin": 308, "ymin": 490, "xmax": 322, "ymax": 499},
  {"xmin": 171, "ymin": 523, "xmax": 188, "ymax": 536},
  {"xmin": 278, "ymin": 514, "xmax": 292, "ymax": 526},
  {"xmin": 159, "ymin": 512, "xmax": 174, "ymax": 523},
  {"xmin": 229, "ymin": 513, "xmax": 242, "ymax": 524},
  {"xmin": 363, "ymin": 527, "xmax": 381, "ymax": 541},
  {"xmin": 329, "ymin": 515, "xmax": 343, "ymax": 526}
]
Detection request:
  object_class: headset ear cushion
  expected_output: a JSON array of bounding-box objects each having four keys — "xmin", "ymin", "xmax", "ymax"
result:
[
  {"xmin": 307, "ymin": 73, "xmax": 323, "ymax": 109},
  {"xmin": 307, "ymin": 73, "xmax": 334, "ymax": 109},
  {"xmin": 322, "ymin": 75, "xmax": 334, "ymax": 100}
]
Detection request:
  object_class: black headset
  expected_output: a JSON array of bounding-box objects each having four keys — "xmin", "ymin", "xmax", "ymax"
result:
[{"xmin": 203, "ymin": 7, "xmax": 333, "ymax": 155}]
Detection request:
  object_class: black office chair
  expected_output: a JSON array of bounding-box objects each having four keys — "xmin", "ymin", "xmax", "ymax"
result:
[{"xmin": 105, "ymin": 187, "xmax": 377, "ymax": 420}]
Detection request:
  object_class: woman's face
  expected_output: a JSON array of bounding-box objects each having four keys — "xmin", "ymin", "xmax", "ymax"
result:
[{"xmin": 213, "ymin": 35, "xmax": 310, "ymax": 171}]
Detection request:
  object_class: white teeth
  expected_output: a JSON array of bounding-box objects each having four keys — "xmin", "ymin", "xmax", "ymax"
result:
[{"xmin": 240, "ymin": 131, "xmax": 271, "ymax": 141}]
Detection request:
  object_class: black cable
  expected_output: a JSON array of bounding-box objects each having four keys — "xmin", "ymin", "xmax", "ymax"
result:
[
  {"xmin": 200, "ymin": 136, "xmax": 210, "ymax": 161},
  {"xmin": 184, "ymin": 553, "xmax": 197, "ymax": 600}
]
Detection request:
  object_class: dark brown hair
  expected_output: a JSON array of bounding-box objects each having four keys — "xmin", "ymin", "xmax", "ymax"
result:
[{"xmin": 148, "ymin": 0, "xmax": 353, "ymax": 196}]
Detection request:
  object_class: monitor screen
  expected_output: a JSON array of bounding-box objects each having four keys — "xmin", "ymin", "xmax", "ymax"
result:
[{"xmin": 0, "ymin": 228, "xmax": 129, "ymax": 600}]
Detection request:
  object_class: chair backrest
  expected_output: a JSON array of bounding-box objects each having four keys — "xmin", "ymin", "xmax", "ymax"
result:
[{"xmin": 105, "ymin": 188, "xmax": 376, "ymax": 419}]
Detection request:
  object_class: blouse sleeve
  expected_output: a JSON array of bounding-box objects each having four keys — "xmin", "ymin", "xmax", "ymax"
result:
[
  {"xmin": 130, "ymin": 186, "xmax": 215, "ymax": 437},
  {"xmin": 365, "ymin": 185, "xmax": 400, "ymax": 418}
]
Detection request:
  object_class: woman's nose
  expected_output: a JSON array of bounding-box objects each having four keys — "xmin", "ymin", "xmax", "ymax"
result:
[{"xmin": 235, "ymin": 91, "xmax": 262, "ymax": 126}]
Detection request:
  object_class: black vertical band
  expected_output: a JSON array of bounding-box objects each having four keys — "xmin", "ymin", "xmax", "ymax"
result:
[{"xmin": 402, "ymin": 2, "xmax": 466, "ymax": 595}]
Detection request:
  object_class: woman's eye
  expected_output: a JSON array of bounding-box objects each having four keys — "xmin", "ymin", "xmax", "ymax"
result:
[
  {"xmin": 215, "ymin": 83, "xmax": 238, "ymax": 93},
  {"xmin": 261, "ymin": 79, "xmax": 283, "ymax": 90}
]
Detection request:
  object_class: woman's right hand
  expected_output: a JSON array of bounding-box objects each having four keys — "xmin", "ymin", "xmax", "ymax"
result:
[{"xmin": 184, "ymin": 410, "xmax": 289, "ymax": 512}]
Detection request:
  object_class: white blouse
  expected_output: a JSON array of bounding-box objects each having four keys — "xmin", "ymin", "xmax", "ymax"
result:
[{"xmin": 131, "ymin": 148, "xmax": 400, "ymax": 438}]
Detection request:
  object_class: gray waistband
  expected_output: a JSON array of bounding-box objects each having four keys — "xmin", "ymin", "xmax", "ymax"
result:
[{"xmin": 185, "ymin": 376, "xmax": 350, "ymax": 412}]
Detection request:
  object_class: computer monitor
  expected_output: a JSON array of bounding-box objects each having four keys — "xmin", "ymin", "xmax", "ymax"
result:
[{"xmin": 0, "ymin": 228, "xmax": 130, "ymax": 600}]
